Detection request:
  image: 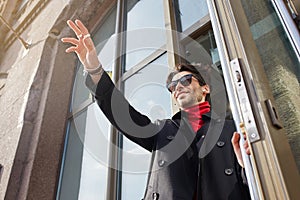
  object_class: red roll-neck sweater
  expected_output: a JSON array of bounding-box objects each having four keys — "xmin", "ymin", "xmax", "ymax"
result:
[{"xmin": 183, "ymin": 101, "xmax": 211, "ymax": 132}]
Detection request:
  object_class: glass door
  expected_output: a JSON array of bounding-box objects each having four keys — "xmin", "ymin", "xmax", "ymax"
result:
[{"xmin": 207, "ymin": 0, "xmax": 300, "ymax": 199}]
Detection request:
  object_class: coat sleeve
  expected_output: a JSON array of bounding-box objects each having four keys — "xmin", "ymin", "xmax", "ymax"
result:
[{"xmin": 85, "ymin": 72, "xmax": 157, "ymax": 152}]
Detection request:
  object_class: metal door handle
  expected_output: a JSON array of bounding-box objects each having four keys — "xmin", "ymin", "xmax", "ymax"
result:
[{"xmin": 265, "ymin": 99, "xmax": 283, "ymax": 129}]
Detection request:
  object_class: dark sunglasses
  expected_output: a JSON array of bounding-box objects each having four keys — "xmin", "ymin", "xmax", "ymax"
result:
[{"xmin": 167, "ymin": 74, "xmax": 195, "ymax": 93}]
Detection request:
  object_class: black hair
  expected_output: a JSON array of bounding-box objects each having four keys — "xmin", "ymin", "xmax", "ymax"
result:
[
  {"xmin": 166, "ymin": 63, "xmax": 211, "ymax": 101},
  {"xmin": 166, "ymin": 63, "xmax": 208, "ymax": 87}
]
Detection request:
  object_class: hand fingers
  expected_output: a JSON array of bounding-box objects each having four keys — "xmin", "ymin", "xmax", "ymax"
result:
[
  {"xmin": 232, "ymin": 132, "xmax": 244, "ymax": 168},
  {"xmin": 63, "ymin": 37, "xmax": 94, "ymax": 55},
  {"xmin": 67, "ymin": 19, "xmax": 90, "ymax": 40},
  {"xmin": 67, "ymin": 20, "xmax": 82, "ymax": 38},
  {"xmin": 65, "ymin": 46, "xmax": 77, "ymax": 53},
  {"xmin": 66, "ymin": 46, "xmax": 86, "ymax": 57},
  {"xmin": 61, "ymin": 38, "xmax": 80, "ymax": 53},
  {"xmin": 61, "ymin": 37, "xmax": 79, "ymax": 46},
  {"xmin": 231, "ymin": 132, "xmax": 240, "ymax": 144},
  {"xmin": 75, "ymin": 19, "xmax": 89, "ymax": 35},
  {"xmin": 244, "ymin": 140, "xmax": 251, "ymax": 155},
  {"xmin": 243, "ymin": 140, "xmax": 249, "ymax": 149},
  {"xmin": 231, "ymin": 132, "xmax": 241, "ymax": 155},
  {"xmin": 66, "ymin": 20, "xmax": 93, "ymax": 49},
  {"xmin": 246, "ymin": 147, "xmax": 251, "ymax": 155},
  {"xmin": 62, "ymin": 36, "xmax": 93, "ymax": 56},
  {"xmin": 64, "ymin": 43, "xmax": 85, "ymax": 54},
  {"xmin": 74, "ymin": 20, "xmax": 95, "ymax": 51}
]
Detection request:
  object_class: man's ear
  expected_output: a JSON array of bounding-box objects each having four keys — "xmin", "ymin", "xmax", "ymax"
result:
[{"xmin": 202, "ymin": 85, "xmax": 210, "ymax": 94}]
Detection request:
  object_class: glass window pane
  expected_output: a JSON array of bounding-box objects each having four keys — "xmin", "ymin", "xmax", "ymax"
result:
[
  {"xmin": 57, "ymin": 110, "xmax": 86, "ymax": 200},
  {"xmin": 94, "ymin": 8, "xmax": 117, "ymax": 73},
  {"xmin": 59, "ymin": 7, "xmax": 117, "ymax": 200},
  {"xmin": 184, "ymin": 30, "xmax": 218, "ymax": 66},
  {"xmin": 177, "ymin": 0, "xmax": 209, "ymax": 31},
  {"xmin": 241, "ymin": 0, "xmax": 300, "ymax": 170},
  {"xmin": 58, "ymin": 104, "xmax": 111, "ymax": 200},
  {"xmin": 125, "ymin": 0, "xmax": 165, "ymax": 70},
  {"xmin": 78, "ymin": 103, "xmax": 110, "ymax": 200},
  {"xmin": 121, "ymin": 54, "xmax": 171, "ymax": 199},
  {"xmin": 127, "ymin": 0, "xmax": 164, "ymax": 31},
  {"xmin": 71, "ymin": 66, "xmax": 93, "ymax": 110}
]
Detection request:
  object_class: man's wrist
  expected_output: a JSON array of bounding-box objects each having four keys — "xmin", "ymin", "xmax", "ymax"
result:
[{"xmin": 83, "ymin": 63, "xmax": 103, "ymax": 76}]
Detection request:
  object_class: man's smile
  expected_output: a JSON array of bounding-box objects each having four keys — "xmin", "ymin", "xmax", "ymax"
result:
[{"xmin": 175, "ymin": 91, "xmax": 188, "ymax": 99}]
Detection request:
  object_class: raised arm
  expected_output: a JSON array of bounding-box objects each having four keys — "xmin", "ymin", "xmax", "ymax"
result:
[
  {"xmin": 61, "ymin": 19, "xmax": 103, "ymax": 84},
  {"xmin": 61, "ymin": 20, "xmax": 157, "ymax": 151}
]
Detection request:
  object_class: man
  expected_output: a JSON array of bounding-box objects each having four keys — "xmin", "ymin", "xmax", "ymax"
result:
[{"xmin": 62, "ymin": 19, "xmax": 250, "ymax": 200}]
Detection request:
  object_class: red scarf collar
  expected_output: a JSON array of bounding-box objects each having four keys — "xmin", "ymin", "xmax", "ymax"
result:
[{"xmin": 183, "ymin": 101, "xmax": 210, "ymax": 132}]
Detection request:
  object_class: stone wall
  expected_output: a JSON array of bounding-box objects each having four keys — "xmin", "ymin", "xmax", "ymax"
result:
[
  {"xmin": 0, "ymin": 0, "xmax": 70, "ymax": 198},
  {"xmin": 0, "ymin": 0, "xmax": 107, "ymax": 199}
]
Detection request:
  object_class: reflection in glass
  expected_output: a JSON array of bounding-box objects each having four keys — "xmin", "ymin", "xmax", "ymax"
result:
[
  {"xmin": 241, "ymin": 0, "xmax": 300, "ymax": 170},
  {"xmin": 121, "ymin": 54, "xmax": 170, "ymax": 199},
  {"xmin": 57, "ymin": 111, "xmax": 86, "ymax": 200},
  {"xmin": 71, "ymin": 66, "xmax": 93, "ymax": 111},
  {"xmin": 184, "ymin": 30, "xmax": 217, "ymax": 66},
  {"xmin": 58, "ymin": 105, "xmax": 111, "ymax": 200},
  {"xmin": 94, "ymin": 8, "xmax": 117, "ymax": 72},
  {"xmin": 176, "ymin": 0, "xmax": 209, "ymax": 31},
  {"xmin": 126, "ymin": 0, "xmax": 165, "ymax": 70},
  {"xmin": 78, "ymin": 103, "xmax": 110, "ymax": 200}
]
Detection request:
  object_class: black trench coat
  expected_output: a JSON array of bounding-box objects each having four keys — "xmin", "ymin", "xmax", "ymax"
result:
[{"xmin": 88, "ymin": 73, "xmax": 250, "ymax": 200}]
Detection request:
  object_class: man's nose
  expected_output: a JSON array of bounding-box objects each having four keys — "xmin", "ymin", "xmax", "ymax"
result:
[{"xmin": 175, "ymin": 81, "xmax": 184, "ymax": 92}]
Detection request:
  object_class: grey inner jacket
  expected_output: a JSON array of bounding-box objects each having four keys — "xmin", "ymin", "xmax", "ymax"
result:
[{"xmin": 86, "ymin": 72, "xmax": 251, "ymax": 200}]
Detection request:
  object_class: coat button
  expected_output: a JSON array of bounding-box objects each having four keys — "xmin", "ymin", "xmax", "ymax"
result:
[
  {"xmin": 217, "ymin": 141, "xmax": 225, "ymax": 147},
  {"xmin": 224, "ymin": 168, "xmax": 233, "ymax": 175},
  {"xmin": 158, "ymin": 160, "xmax": 165, "ymax": 167},
  {"xmin": 167, "ymin": 135, "xmax": 175, "ymax": 140},
  {"xmin": 152, "ymin": 192, "xmax": 159, "ymax": 200}
]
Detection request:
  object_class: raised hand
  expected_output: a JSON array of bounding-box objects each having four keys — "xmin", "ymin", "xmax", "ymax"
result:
[{"xmin": 61, "ymin": 19, "xmax": 100, "ymax": 70}]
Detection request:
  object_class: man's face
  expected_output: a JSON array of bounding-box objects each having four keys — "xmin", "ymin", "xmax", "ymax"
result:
[{"xmin": 170, "ymin": 71, "xmax": 209, "ymax": 110}]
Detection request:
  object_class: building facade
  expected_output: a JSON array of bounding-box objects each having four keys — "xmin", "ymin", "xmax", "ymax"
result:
[{"xmin": 0, "ymin": 0, "xmax": 299, "ymax": 199}]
